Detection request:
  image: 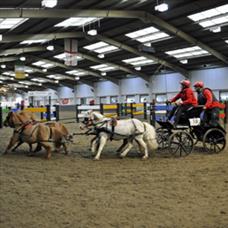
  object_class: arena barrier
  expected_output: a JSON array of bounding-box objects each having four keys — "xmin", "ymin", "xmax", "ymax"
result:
[{"xmin": 0, "ymin": 105, "xmax": 57, "ymax": 128}]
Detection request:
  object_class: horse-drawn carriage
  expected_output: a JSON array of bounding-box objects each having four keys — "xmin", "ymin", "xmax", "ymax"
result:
[{"xmin": 156, "ymin": 106, "xmax": 226, "ymax": 157}]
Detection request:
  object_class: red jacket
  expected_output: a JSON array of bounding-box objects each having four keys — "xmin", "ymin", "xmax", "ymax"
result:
[
  {"xmin": 171, "ymin": 87, "xmax": 197, "ymax": 106},
  {"xmin": 202, "ymin": 89, "xmax": 225, "ymax": 109}
]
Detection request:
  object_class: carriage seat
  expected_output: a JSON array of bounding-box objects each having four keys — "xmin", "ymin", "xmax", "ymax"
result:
[{"xmin": 178, "ymin": 106, "xmax": 203, "ymax": 125}]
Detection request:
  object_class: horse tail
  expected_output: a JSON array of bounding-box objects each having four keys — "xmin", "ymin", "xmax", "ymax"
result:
[{"xmin": 143, "ymin": 122, "xmax": 158, "ymax": 151}]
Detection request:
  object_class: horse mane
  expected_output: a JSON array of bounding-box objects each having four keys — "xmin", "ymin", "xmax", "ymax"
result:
[{"xmin": 91, "ymin": 111, "xmax": 105, "ymax": 121}]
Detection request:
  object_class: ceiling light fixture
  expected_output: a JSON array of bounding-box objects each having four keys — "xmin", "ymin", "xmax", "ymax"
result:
[
  {"xmin": 0, "ymin": 34, "xmax": 2, "ymax": 41},
  {"xmin": 98, "ymin": 54, "xmax": 105, "ymax": 59},
  {"xmin": 210, "ymin": 26, "xmax": 221, "ymax": 33},
  {"xmin": 42, "ymin": 68, "xmax": 47, "ymax": 72},
  {"xmin": 46, "ymin": 45, "xmax": 54, "ymax": 51},
  {"xmin": 41, "ymin": 0, "xmax": 57, "ymax": 8},
  {"xmin": 180, "ymin": 59, "xmax": 188, "ymax": 64},
  {"xmin": 101, "ymin": 72, "xmax": 107, "ymax": 76},
  {"xmin": 20, "ymin": 56, "xmax": 26, "ymax": 61},
  {"xmin": 155, "ymin": 2, "xmax": 168, "ymax": 12},
  {"xmin": 87, "ymin": 29, "xmax": 97, "ymax": 36},
  {"xmin": 135, "ymin": 66, "xmax": 141, "ymax": 71},
  {"xmin": 75, "ymin": 76, "xmax": 80, "ymax": 80},
  {"xmin": 1, "ymin": 64, "xmax": 6, "ymax": 69}
]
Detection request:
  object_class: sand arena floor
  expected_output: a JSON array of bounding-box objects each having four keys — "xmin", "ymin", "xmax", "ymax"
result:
[{"xmin": 0, "ymin": 122, "xmax": 228, "ymax": 228}]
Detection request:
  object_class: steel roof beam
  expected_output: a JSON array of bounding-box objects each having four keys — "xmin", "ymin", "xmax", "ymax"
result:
[
  {"xmin": 0, "ymin": 47, "xmax": 46, "ymax": 56},
  {"xmin": 0, "ymin": 9, "xmax": 143, "ymax": 19},
  {"xmin": 0, "ymin": 32, "xmax": 84, "ymax": 43},
  {"xmin": 0, "ymin": 57, "xmax": 19, "ymax": 63}
]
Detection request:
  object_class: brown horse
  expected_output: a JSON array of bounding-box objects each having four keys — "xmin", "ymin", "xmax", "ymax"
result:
[{"xmin": 3, "ymin": 111, "xmax": 70, "ymax": 159}]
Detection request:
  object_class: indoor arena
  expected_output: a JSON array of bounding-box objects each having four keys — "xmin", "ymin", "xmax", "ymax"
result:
[{"xmin": 0, "ymin": 1, "xmax": 228, "ymax": 227}]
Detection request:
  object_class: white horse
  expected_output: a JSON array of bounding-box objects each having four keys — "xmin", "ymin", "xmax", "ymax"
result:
[{"xmin": 82, "ymin": 111, "xmax": 158, "ymax": 160}]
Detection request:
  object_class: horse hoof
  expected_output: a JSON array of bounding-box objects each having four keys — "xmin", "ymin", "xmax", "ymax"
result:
[
  {"xmin": 27, "ymin": 152, "xmax": 35, "ymax": 157},
  {"xmin": 142, "ymin": 156, "xmax": 148, "ymax": 160},
  {"xmin": 46, "ymin": 155, "xmax": 51, "ymax": 159},
  {"xmin": 119, "ymin": 153, "xmax": 126, "ymax": 158},
  {"xmin": 93, "ymin": 157, "xmax": 100, "ymax": 161}
]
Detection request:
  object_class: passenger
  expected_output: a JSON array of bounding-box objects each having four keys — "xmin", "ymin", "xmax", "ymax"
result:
[
  {"xmin": 193, "ymin": 81, "xmax": 225, "ymax": 127},
  {"xmin": 168, "ymin": 80, "xmax": 197, "ymax": 126}
]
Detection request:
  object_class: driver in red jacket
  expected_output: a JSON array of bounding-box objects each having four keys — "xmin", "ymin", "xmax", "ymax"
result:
[
  {"xmin": 193, "ymin": 81, "xmax": 225, "ymax": 127},
  {"xmin": 168, "ymin": 80, "xmax": 197, "ymax": 126}
]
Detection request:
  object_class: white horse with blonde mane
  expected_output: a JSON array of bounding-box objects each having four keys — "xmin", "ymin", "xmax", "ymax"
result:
[{"xmin": 82, "ymin": 111, "xmax": 158, "ymax": 160}]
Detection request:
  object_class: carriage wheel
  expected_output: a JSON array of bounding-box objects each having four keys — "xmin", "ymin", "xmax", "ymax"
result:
[
  {"xmin": 203, "ymin": 128, "xmax": 226, "ymax": 153},
  {"xmin": 156, "ymin": 127, "xmax": 171, "ymax": 149},
  {"xmin": 168, "ymin": 131, "xmax": 194, "ymax": 157}
]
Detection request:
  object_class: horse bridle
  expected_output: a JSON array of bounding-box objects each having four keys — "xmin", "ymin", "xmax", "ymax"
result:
[
  {"xmin": 4, "ymin": 112, "xmax": 15, "ymax": 128},
  {"xmin": 5, "ymin": 112, "xmax": 33, "ymax": 129}
]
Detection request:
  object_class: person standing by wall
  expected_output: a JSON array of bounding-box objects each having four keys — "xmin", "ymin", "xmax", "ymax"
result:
[{"xmin": 20, "ymin": 100, "xmax": 25, "ymax": 110}]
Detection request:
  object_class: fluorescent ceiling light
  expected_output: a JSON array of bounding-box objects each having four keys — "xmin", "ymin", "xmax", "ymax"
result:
[
  {"xmin": 42, "ymin": 0, "xmax": 57, "ymax": 8},
  {"xmin": 55, "ymin": 17, "xmax": 101, "ymax": 27},
  {"xmin": 75, "ymin": 76, "xmax": 80, "ymax": 80},
  {"xmin": 225, "ymin": 40, "xmax": 228, "ymax": 44},
  {"xmin": 0, "ymin": 18, "xmax": 28, "ymax": 30},
  {"xmin": 24, "ymin": 67, "xmax": 36, "ymax": 73},
  {"xmin": 46, "ymin": 74, "xmax": 64, "ymax": 80},
  {"xmin": 90, "ymin": 64, "xmax": 116, "ymax": 72},
  {"xmin": 1, "ymin": 64, "xmax": 6, "ymax": 69},
  {"xmin": 125, "ymin": 26, "xmax": 171, "ymax": 44},
  {"xmin": 122, "ymin": 56, "xmax": 154, "ymax": 66},
  {"xmin": 20, "ymin": 39, "xmax": 49, "ymax": 45},
  {"xmin": 54, "ymin": 53, "xmax": 83, "ymax": 61},
  {"xmin": 66, "ymin": 70, "xmax": 87, "ymax": 76},
  {"xmin": 101, "ymin": 72, "xmax": 107, "ymax": 76},
  {"xmin": 155, "ymin": 3, "xmax": 168, "ymax": 12},
  {"xmin": 19, "ymin": 81, "xmax": 32, "ymax": 85},
  {"xmin": 32, "ymin": 60, "xmax": 54, "ymax": 69},
  {"xmin": 87, "ymin": 29, "xmax": 97, "ymax": 36},
  {"xmin": 166, "ymin": 46, "xmax": 210, "ymax": 59},
  {"xmin": 84, "ymin": 41, "xmax": 119, "ymax": 54},
  {"xmin": 31, "ymin": 78, "xmax": 46, "ymax": 83},
  {"xmin": 0, "ymin": 34, "xmax": 2, "ymax": 41},
  {"xmin": 188, "ymin": 4, "xmax": 228, "ymax": 30},
  {"xmin": 0, "ymin": 76, "xmax": 11, "ymax": 81},
  {"xmin": 2, "ymin": 71, "xmax": 15, "ymax": 77}
]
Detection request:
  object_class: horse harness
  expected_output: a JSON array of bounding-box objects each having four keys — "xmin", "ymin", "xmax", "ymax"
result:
[{"xmin": 92, "ymin": 118, "xmax": 145, "ymax": 141}]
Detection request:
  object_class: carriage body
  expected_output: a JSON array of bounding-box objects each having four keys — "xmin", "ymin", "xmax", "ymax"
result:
[{"xmin": 156, "ymin": 106, "xmax": 226, "ymax": 157}]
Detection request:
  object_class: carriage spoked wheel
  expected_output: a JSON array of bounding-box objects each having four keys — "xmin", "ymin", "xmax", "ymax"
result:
[
  {"xmin": 203, "ymin": 128, "xmax": 226, "ymax": 153},
  {"xmin": 168, "ymin": 131, "xmax": 194, "ymax": 157},
  {"xmin": 156, "ymin": 127, "xmax": 171, "ymax": 149}
]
